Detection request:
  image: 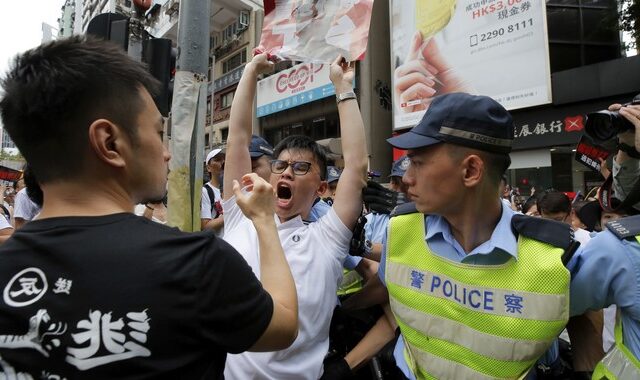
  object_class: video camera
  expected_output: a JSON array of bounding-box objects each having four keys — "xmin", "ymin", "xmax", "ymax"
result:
[{"xmin": 585, "ymin": 94, "xmax": 640, "ymax": 143}]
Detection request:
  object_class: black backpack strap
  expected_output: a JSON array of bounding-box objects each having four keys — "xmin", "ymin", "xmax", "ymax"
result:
[
  {"xmin": 511, "ymin": 214, "xmax": 579, "ymax": 266},
  {"xmin": 203, "ymin": 184, "xmax": 217, "ymax": 215},
  {"xmin": 606, "ymin": 215, "xmax": 640, "ymax": 240},
  {"xmin": 0, "ymin": 204, "xmax": 9, "ymax": 220},
  {"xmin": 390, "ymin": 202, "xmax": 418, "ymax": 217}
]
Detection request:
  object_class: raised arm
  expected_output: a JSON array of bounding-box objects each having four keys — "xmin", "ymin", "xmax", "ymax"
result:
[
  {"xmin": 330, "ymin": 56, "xmax": 368, "ymax": 230},
  {"xmin": 223, "ymin": 53, "xmax": 274, "ymax": 201},
  {"xmin": 232, "ymin": 173, "xmax": 298, "ymax": 351}
]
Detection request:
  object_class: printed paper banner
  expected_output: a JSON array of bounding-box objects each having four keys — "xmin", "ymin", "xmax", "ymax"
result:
[
  {"xmin": 259, "ymin": 0, "xmax": 375, "ymax": 62},
  {"xmin": 257, "ymin": 62, "xmax": 336, "ymax": 117},
  {"xmin": 391, "ymin": 0, "xmax": 552, "ymax": 130},
  {"xmin": 574, "ymin": 135, "xmax": 611, "ymax": 173}
]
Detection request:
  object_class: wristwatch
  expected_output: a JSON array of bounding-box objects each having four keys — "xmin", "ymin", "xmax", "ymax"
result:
[{"xmin": 336, "ymin": 91, "xmax": 357, "ymax": 104}]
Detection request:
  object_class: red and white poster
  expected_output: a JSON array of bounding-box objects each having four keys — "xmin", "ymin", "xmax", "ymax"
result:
[{"xmin": 259, "ymin": 0, "xmax": 375, "ymax": 62}]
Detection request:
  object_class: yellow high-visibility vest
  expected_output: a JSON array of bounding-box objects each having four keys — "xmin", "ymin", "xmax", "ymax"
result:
[
  {"xmin": 592, "ymin": 236, "xmax": 640, "ymax": 380},
  {"xmin": 337, "ymin": 269, "xmax": 363, "ymax": 296},
  {"xmin": 386, "ymin": 213, "xmax": 570, "ymax": 380}
]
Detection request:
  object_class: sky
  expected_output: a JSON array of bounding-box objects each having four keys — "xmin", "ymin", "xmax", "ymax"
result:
[{"xmin": 0, "ymin": 0, "xmax": 65, "ymax": 79}]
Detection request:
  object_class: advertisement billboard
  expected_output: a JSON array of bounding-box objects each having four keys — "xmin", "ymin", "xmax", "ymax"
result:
[
  {"xmin": 391, "ymin": 0, "xmax": 552, "ymax": 130},
  {"xmin": 256, "ymin": 62, "xmax": 336, "ymax": 117}
]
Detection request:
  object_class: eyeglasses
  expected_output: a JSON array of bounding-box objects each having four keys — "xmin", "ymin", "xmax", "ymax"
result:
[{"xmin": 270, "ymin": 160, "xmax": 313, "ymax": 176}]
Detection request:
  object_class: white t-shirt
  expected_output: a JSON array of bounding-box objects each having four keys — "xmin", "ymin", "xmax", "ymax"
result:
[
  {"xmin": 572, "ymin": 227, "xmax": 591, "ymax": 246},
  {"xmin": 13, "ymin": 188, "xmax": 40, "ymax": 221},
  {"xmin": 201, "ymin": 183, "xmax": 222, "ymax": 220},
  {"xmin": 222, "ymin": 197, "xmax": 351, "ymax": 380},
  {"xmin": 0, "ymin": 214, "xmax": 12, "ymax": 230}
]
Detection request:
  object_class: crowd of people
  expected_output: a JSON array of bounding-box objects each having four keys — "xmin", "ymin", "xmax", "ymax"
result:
[{"xmin": 0, "ymin": 36, "xmax": 639, "ymax": 380}]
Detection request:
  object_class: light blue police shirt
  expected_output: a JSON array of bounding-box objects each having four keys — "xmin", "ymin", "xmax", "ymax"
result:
[
  {"xmin": 364, "ymin": 212, "xmax": 390, "ymax": 252},
  {"xmin": 569, "ymin": 228, "xmax": 640, "ymax": 360},
  {"xmin": 378, "ymin": 203, "xmax": 549, "ymax": 380}
]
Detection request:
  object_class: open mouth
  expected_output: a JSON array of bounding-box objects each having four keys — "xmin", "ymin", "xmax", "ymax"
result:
[{"xmin": 277, "ymin": 184, "xmax": 292, "ymax": 201}]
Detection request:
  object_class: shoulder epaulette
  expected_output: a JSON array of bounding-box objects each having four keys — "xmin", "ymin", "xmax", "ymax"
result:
[
  {"xmin": 606, "ymin": 215, "xmax": 640, "ymax": 240},
  {"xmin": 390, "ymin": 202, "xmax": 418, "ymax": 217},
  {"xmin": 511, "ymin": 214, "xmax": 574, "ymax": 251}
]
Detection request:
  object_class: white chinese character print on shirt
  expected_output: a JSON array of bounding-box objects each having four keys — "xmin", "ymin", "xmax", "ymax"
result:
[{"xmin": 66, "ymin": 309, "xmax": 151, "ymax": 370}]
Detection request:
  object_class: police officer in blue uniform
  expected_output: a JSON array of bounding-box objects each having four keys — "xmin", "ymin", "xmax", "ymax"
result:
[{"xmin": 570, "ymin": 100, "xmax": 640, "ymax": 379}]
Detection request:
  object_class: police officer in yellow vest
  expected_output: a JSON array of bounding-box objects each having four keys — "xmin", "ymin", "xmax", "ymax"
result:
[
  {"xmin": 570, "ymin": 100, "xmax": 640, "ymax": 380},
  {"xmin": 380, "ymin": 93, "xmax": 578, "ymax": 379}
]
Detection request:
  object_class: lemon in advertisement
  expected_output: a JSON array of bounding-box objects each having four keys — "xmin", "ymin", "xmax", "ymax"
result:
[{"xmin": 415, "ymin": 0, "xmax": 457, "ymax": 40}]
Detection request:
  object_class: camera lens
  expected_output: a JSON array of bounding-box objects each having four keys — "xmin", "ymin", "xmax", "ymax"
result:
[{"xmin": 585, "ymin": 111, "xmax": 621, "ymax": 142}]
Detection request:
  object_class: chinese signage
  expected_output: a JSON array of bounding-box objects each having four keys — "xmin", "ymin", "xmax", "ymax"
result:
[
  {"xmin": 213, "ymin": 64, "xmax": 245, "ymax": 93},
  {"xmin": 390, "ymin": 0, "xmax": 552, "ymax": 130},
  {"xmin": 510, "ymin": 96, "xmax": 629, "ymax": 150},
  {"xmin": 256, "ymin": 62, "xmax": 336, "ymax": 117},
  {"xmin": 259, "ymin": 0, "xmax": 375, "ymax": 62}
]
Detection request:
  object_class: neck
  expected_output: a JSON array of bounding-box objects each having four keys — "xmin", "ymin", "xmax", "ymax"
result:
[
  {"xmin": 444, "ymin": 196, "xmax": 502, "ymax": 254},
  {"xmin": 39, "ymin": 179, "xmax": 133, "ymax": 219},
  {"xmin": 208, "ymin": 175, "xmax": 220, "ymax": 188}
]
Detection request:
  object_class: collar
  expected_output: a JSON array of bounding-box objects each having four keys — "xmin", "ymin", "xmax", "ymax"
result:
[{"xmin": 426, "ymin": 201, "xmax": 519, "ymax": 259}]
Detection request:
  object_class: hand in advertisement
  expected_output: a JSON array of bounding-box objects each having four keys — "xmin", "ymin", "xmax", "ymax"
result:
[
  {"xmin": 394, "ymin": 31, "xmax": 472, "ymax": 113},
  {"xmin": 232, "ymin": 173, "xmax": 275, "ymax": 221},
  {"xmin": 329, "ymin": 55, "xmax": 355, "ymax": 92}
]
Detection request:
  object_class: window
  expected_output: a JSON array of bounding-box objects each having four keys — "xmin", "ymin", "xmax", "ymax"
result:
[
  {"xmin": 238, "ymin": 11, "xmax": 250, "ymax": 31},
  {"xmin": 223, "ymin": 50, "xmax": 247, "ymax": 73},
  {"xmin": 547, "ymin": 0, "xmax": 621, "ymax": 73},
  {"xmin": 210, "ymin": 33, "xmax": 220, "ymax": 49},
  {"xmin": 205, "ymin": 133, "xmax": 210, "ymax": 148},
  {"xmin": 223, "ymin": 22, "xmax": 238, "ymax": 42},
  {"xmin": 221, "ymin": 91, "xmax": 235, "ymax": 109}
]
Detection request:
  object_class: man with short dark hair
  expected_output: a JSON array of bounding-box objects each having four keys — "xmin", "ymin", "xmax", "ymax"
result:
[
  {"xmin": 222, "ymin": 53, "xmax": 368, "ymax": 379},
  {"xmin": 0, "ymin": 37, "xmax": 298, "ymax": 377},
  {"xmin": 381, "ymin": 93, "xmax": 576, "ymax": 379}
]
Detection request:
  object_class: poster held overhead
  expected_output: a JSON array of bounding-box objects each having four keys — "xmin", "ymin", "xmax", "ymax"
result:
[{"xmin": 259, "ymin": 0, "xmax": 375, "ymax": 63}]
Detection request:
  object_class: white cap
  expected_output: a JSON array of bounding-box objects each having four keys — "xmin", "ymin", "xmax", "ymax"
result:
[{"xmin": 205, "ymin": 148, "xmax": 223, "ymax": 164}]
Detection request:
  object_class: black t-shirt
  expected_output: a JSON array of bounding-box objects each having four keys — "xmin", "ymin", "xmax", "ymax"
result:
[{"xmin": 0, "ymin": 213, "xmax": 273, "ymax": 379}]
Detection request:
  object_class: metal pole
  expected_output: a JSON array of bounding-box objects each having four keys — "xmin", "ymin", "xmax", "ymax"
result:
[{"xmin": 167, "ymin": 0, "xmax": 211, "ymax": 231}]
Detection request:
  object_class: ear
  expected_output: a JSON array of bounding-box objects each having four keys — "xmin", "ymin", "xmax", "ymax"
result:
[
  {"xmin": 461, "ymin": 154, "xmax": 484, "ymax": 188},
  {"xmin": 316, "ymin": 180, "xmax": 328, "ymax": 197},
  {"xmin": 88, "ymin": 119, "xmax": 127, "ymax": 169}
]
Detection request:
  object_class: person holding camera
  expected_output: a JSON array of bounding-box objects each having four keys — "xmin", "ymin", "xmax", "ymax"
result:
[{"xmin": 570, "ymin": 98, "xmax": 640, "ymax": 378}]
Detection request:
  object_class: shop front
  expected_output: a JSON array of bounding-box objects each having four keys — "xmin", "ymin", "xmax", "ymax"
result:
[{"xmin": 508, "ymin": 93, "xmax": 637, "ymax": 199}]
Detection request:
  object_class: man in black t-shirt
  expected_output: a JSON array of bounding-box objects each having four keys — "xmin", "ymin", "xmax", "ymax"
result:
[{"xmin": 0, "ymin": 37, "xmax": 298, "ymax": 378}]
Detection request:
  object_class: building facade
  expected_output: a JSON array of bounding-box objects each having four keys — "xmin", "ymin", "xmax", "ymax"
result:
[
  {"xmin": 79, "ymin": 0, "xmax": 132, "ymax": 32},
  {"xmin": 507, "ymin": 0, "xmax": 637, "ymax": 198},
  {"xmin": 147, "ymin": 0, "xmax": 263, "ymax": 154},
  {"xmin": 58, "ymin": 0, "xmax": 77, "ymax": 38}
]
